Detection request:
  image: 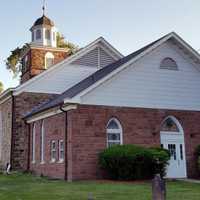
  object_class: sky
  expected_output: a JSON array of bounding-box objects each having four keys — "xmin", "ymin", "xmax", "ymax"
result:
[{"xmin": 0, "ymin": 0, "xmax": 200, "ymax": 90}]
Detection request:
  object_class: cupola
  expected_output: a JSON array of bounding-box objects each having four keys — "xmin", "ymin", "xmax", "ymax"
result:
[{"xmin": 30, "ymin": 15, "xmax": 57, "ymax": 48}]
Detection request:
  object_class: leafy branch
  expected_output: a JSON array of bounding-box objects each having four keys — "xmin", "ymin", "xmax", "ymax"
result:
[{"xmin": 5, "ymin": 33, "xmax": 78, "ymax": 77}]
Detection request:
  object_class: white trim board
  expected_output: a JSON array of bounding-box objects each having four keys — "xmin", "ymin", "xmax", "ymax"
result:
[{"xmin": 26, "ymin": 104, "xmax": 77, "ymax": 123}]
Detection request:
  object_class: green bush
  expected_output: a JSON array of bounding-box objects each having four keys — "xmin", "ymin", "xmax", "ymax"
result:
[
  {"xmin": 195, "ymin": 145, "xmax": 200, "ymax": 156},
  {"xmin": 99, "ymin": 144, "xmax": 170, "ymax": 180}
]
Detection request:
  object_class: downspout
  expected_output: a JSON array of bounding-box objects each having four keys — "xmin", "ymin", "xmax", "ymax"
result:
[
  {"xmin": 24, "ymin": 120, "xmax": 31, "ymax": 172},
  {"xmin": 59, "ymin": 105, "xmax": 68, "ymax": 181}
]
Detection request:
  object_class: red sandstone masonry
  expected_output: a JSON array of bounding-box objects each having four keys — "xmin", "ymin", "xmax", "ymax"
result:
[
  {"xmin": 21, "ymin": 48, "xmax": 68, "ymax": 83},
  {"xmin": 11, "ymin": 92, "xmax": 56, "ymax": 170},
  {"xmin": 28, "ymin": 104, "xmax": 200, "ymax": 180},
  {"xmin": 0, "ymin": 97, "xmax": 13, "ymax": 167},
  {"xmin": 68, "ymin": 105, "xmax": 200, "ymax": 180},
  {"xmin": 29, "ymin": 113, "xmax": 66, "ymax": 179}
]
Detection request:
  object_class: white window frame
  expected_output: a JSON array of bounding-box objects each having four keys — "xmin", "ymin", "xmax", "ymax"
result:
[
  {"xmin": 50, "ymin": 140, "xmax": 57, "ymax": 163},
  {"xmin": 106, "ymin": 118, "xmax": 123, "ymax": 147},
  {"xmin": 45, "ymin": 52, "xmax": 54, "ymax": 69},
  {"xmin": 58, "ymin": 140, "xmax": 64, "ymax": 163},
  {"xmin": 40, "ymin": 120, "xmax": 45, "ymax": 164},
  {"xmin": 32, "ymin": 123, "xmax": 36, "ymax": 163}
]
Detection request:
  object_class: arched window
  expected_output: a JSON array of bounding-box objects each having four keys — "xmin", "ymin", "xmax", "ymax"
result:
[
  {"xmin": 32, "ymin": 123, "xmax": 36, "ymax": 163},
  {"xmin": 160, "ymin": 57, "xmax": 178, "ymax": 70},
  {"xmin": 45, "ymin": 52, "xmax": 54, "ymax": 68},
  {"xmin": 40, "ymin": 120, "xmax": 45, "ymax": 163},
  {"xmin": 107, "ymin": 118, "xmax": 123, "ymax": 147},
  {"xmin": 45, "ymin": 29, "xmax": 51, "ymax": 40},
  {"xmin": 161, "ymin": 116, "xmax": 180, "ymax": 132},
  {"xmin": 36, "ymin": 29, "xmax": 42, "ymax": 40}
]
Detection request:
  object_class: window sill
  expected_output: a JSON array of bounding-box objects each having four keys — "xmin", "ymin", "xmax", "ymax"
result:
[
  {"xmin": 31, "ymin": 161, "xmax": 36, "ymax": 164},
  {"xmin": 40, "ymin": 161, "xmax": 45, "ymax": 165},
  {"xmin": 50, "ymin": 160, "xmax": 56, "ymax": 164},
  {"xmin": 57, "ymin": 160, "xmax": 64, "ymax": 164}
]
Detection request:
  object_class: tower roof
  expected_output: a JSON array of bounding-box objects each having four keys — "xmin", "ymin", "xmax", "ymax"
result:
[{"xmin": 33, "ymin": 15, "xmax": 54, "ymax": 27}]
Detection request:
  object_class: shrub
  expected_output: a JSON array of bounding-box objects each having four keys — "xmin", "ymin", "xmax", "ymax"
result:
[
  {"xmin": 195, "ymin": 145, "xmax": 200, "ymax": 156},
  {"xmin": 99, "ymin": 144, "xmax": 170, "ymax": 180}
]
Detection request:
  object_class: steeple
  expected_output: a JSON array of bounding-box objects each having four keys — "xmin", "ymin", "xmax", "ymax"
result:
[
  {"xmin": 30, "ymin": 1, "xmax": 57, "ymax": 48},
  {"xmin": 20, "ymin": 3, "xmax": 69, "ymax": 84}
]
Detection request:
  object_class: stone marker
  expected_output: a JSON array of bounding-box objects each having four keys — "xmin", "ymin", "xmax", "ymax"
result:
[
  {"xmin": 152, "ymin": 174, "xmax": 166, "ymax": 200},
  {"xmin": 88, "ymin": 193, "xmax": 93, "ymax": 200}
]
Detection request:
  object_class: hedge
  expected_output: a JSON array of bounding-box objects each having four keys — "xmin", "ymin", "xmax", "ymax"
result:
[{"xmin": 99, "ymin": 144, "xmax": 170, "ymax": 180}]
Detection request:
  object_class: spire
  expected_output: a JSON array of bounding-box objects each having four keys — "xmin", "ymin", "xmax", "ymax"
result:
[{"xmin": 42, "ymin": 0, "xmax": 46, "ymax": 16}]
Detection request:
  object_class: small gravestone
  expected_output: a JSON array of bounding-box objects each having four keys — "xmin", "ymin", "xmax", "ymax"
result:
[
  {"xmin": 152, "ymin": 174, "xmax": 166, "ymax": 200},
  {"xmin": 88, "ymin": 193, "xmax": 93, "ymax": 200}
]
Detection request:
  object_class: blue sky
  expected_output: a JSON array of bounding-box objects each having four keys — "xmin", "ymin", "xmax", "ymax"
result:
[{"xmin": 1, "ymin": 0, "xmax": 200, "ymax": 89}]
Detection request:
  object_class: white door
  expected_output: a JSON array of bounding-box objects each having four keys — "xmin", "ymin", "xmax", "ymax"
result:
[
  {"xmin": 160, "ymin": 116, "xmax": 187, "ymax": 179},
  {"xmin": 160, "ymin": 132, "xmax": 187, "ymax": 178}
]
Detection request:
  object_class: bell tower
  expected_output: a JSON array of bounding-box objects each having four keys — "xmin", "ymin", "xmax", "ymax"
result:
[
  {"xmin": 20, "ymin": 6, "xmax": 69, "ymax": 83},
  {"xmin": 30, "ymin": 15, "xmax": 57, "ymax": 48}
]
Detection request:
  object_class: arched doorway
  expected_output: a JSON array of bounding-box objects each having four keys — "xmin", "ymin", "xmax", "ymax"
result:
[{"xmin": 160, "ymin": 116, "xmax": 187, "ymax": 178}]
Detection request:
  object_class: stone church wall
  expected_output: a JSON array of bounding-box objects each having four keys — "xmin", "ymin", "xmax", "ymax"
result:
[
  {"xmin": 0, "ymin": 97, "xmax": 13, "ymax": 168},
  {"xmin": 68, "ymin": 105, "xmax": 200, "ymax": 180},
  {"xmin": 11, "ymin": 92, "xmax": 56, "ymax": 170},
  {"xmin": 27, "ymin": 104, "xmax": 200, "ymax": 180},
  {"xmin": 29, "ymin": 113, "xmax": 66, "ymax": 179}
]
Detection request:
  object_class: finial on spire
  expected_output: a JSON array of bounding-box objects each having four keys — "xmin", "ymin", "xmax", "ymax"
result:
[{"xmin": 42, "ymin": 0, "xmax": 46, "ymax": 16}]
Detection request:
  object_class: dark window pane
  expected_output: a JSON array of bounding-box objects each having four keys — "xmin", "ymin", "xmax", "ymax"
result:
[
  {"xmin": 180, "ymin": 144, "xmax": 183, "ymax": 160},
  {"xmin": 168, "ymin": 144, "xmax": 176, "ymax": 160},
  {"xmin": 161, "ymin": 118, "xmax": 179, "ymax": 132},
  {"xmin": 160, "ymin": 58, "xmax": 178, "ymax": 70},
  {"xmin": 36, "ymin": 29, "xmax": 41, "ymax": 40},
  {"xmin": 107, "ymin": 120, "xmax": 119, "ymax": 129},
  {"xmin": 108, "ymin": 133, "xmax": 120, "ymax": 140}
]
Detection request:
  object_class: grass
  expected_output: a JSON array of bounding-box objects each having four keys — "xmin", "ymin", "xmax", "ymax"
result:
[{"xmin": 0, "ymin": 173, "xmax": 200, "ymax": 200}]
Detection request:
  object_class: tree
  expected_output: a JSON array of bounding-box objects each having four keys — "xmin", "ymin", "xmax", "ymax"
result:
[
  {"xmin": 5, "ymin": 33, "xmax": 78, "ymax": 77},
  {"xmin": 5, "ymin": 44, "xmax": 29, "ymax": 77},
  {"xmin": 56, "ymin": 33, "xmax": 79, "ymax": 55},
  {"xmin": 0, "ymin": 82, "xmax": 4, "ymax": 93}
]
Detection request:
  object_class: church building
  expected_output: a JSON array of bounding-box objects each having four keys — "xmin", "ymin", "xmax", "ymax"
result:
[{"xmin": 1, "ymin": 12, "xmax": 200, "ymax": 181}]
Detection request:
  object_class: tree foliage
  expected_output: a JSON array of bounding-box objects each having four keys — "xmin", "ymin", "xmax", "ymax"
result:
[
  {"xmin": 5, "ymin": 44, "xmax": 29, "ymax": 77},
  {"xmin": 5, "ymin": 33, "xmax": 78, "ymax": 76},
  {"xmin": 56, "ymin": 33, "xmax": 79, "ymax": 55},
  {"xmin": 0, "ymin": 82, "xmax": 4, "ymax": 93}
]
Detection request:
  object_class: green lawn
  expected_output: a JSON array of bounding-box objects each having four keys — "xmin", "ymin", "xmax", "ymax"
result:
[{"xmin": 0, "ymin": 173, "xmax": 200, "ymax": 200}]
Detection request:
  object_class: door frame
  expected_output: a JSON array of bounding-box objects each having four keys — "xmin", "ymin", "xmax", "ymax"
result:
[{"xmin": 160, "ymin": 116, "xmax": 187, "ymax": 178}]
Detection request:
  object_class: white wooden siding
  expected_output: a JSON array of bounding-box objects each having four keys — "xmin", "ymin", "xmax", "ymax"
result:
[
  {"xmin": 23, "ymin": 65, "xmax": 97, "ymax": 94},
  {"xmin": 81, "ymin": 41, "xmax": 200, "ymax": 111},
  {"xmin": 72, "ymin": 46, "xmax": 116, "ymax": 68}
]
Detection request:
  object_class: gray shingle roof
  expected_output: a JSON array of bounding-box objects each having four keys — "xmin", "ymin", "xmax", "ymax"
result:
[
  {"xmin": 24, "ymin": 34, "xmax": 168, "ymax": 119},
  {"xmin": 33, "ymin": 15, "xmax": 54, "ymax": 27}
]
